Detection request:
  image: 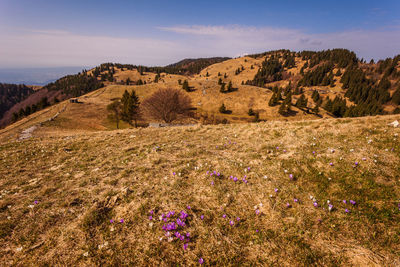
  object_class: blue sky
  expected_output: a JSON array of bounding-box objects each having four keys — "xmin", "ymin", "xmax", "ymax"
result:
[{"xmin": 0, "ymin": 0, "xmax": 399, "ymax": 68}]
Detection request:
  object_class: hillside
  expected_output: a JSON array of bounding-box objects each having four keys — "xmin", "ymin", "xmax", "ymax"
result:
[
  {"xmin": 0, "ymin": 115, "xmax": 399, "ymax": 265},
  {"xmin": 1, "ymin": 49, "xmax": 400, "ymax": 137}
]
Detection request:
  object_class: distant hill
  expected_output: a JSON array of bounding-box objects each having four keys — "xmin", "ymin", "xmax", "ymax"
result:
[
  {"xmin": 1, "ymin": 50, "xmax": 400, "ymax": 131},
  {"xmin": 166, "ymin": 57, "xmax": 231, "ymax": 75}
]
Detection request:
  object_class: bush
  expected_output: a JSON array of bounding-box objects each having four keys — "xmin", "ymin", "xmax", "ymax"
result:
[{"xmin": 142, "ymin": 88, "xmax": 193, "ymax": 123}]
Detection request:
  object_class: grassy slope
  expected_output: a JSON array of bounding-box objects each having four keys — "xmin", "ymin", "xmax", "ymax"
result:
[{"xmin": 0, "ymin": 115, "xmax": 399, "ymax": 266}]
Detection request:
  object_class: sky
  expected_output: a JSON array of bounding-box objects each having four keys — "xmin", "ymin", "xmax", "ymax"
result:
[{"xmin": 0, "ymin": 0, "xmax": 400, "ymax": 68}]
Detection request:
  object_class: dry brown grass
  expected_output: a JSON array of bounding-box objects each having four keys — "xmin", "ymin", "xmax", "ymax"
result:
[{"xmin": 0, "ymin": 114, "xmax": 399, "ymax": 266}]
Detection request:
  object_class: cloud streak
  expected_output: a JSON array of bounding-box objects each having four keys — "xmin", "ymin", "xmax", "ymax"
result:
[{"xmin": 1, "ymin": 25, "xmax": 399, "ymax": 68}]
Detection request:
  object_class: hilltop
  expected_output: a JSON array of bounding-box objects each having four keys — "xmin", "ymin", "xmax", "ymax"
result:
[{"xmin": 0, "ymin": 114, "xmax": 399, "ymax": 265}]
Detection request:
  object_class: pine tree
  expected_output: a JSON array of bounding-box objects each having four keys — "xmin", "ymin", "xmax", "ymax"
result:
[
  {"xmin": 182, "ymin": 80, "xmax": 190, "ymax": 92},
  {"xmin": 227, "ymin": 81, "xmax": 233, "ymax": 92},
  {"xmin": 218, "ymin": 78, "xmax": 223, "ymax": 85},
  {"xmin": 219, "ymin": 103, "xmax": 227, "ymax": 113},
  {"xmin": 278, "ymin": 101, "xmax": 287, "ymax": 115},
  {"xmin": 295, "ymin": 94, "xmax": 307, "ymax": 109},
  {"xmin": 248, "ymin": 108, "xmax": 255, "ymax": 116},
  {"xmin": 268, "ymin": 93, "xmax": 278, "ymax": 106},
  {"xmin": 220, "ymin": 83, "xmax": 226, "ymax": 93},
  {"xmin": 224, "ymin": 73, "xmax": 227, "ymax": 78}
]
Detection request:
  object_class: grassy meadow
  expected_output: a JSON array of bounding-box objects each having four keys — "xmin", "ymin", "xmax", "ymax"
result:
[{"xmin": 0, "ymin": 114, "xmax": 399, "ymax": 266}]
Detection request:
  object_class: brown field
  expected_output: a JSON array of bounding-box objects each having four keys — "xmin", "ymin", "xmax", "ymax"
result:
[{"xmin": 0, "ymin": 114, "xmax": 399, "ymax": 265}]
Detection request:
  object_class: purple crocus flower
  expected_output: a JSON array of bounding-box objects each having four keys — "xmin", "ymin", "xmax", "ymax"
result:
[
  {"xmin": 222, "ymin": 214, "xmax": 226, "ymax": 218},
  {"xmin": 119, "ymin": 219, "xmax": 124, "ymax": 223},
  {"xmin": 110, "ymin": 219, "xmax": 114, "ymax": 223},
  {"xmin": 289, "ymin": 174, "xmax": 293, "ymax": 180},
  {"xmin": 283, "ymin": 149, "xmax": 287, "ymax": 153},
  {"xmin": 172, "ymin": 172, "xmax": 176, "ymax": 176},
  {"xmin": 229, "ymin": 220, "xmax": 234, "ymax": 226},
  {"xmin": 355, "ymin": 162, "xmax": 359, "ymax": 166},
  {"xmin": 233, "ymin": 177, "xmax": 238, "ymax": 182},
  {"xmin": 236, "ymin": 217, "xmax": 240, "ymax": 221},
  {"xmin": 345, "ymin": 209, "xmax": 349, "ymax": 213},
  {"xmin": 149, "ymin": 216, "xmax": 153, "ymax": 220},
  {"xmin": 276, "ymin": 146, "xmax": 279, "ymax": 150},
  {"xmin": 256, "ymin": 229, "xmax": 259, "ymax": 233},
  {"xmin": 294, "ymin": 198, "xmax": 299, "ymax": 203},
  {"xmin": 247, "ymin": 167, "xmax": 251, "ymax": 171},
  {"xmin": 343, "ymin": 200, "xmax": 347, "ymax": 204},
  {"xmin": 183, "ymin": 243, "xmax": 188, "ymax": 250},
  {"xmin": 187, "ymin": 205, "xmax": 191, "ymax": 210},
  {"xmin": 274, "ymin": 188, "xmax": 279, "ymax": 192},
  {"xmin": 286, "ymin": 203, "xmax": 291, "ymax": 208},
  {"xmin": 34, "ymin": 200, "xmax": 38, "ymax": 204},
  {"xmin": 200, "ymin": 215, "xmax": 204, "ymax": 220},
  {"xmin": 349, "ymin": 200, "xmax": 356, "ymax": 205},
  {"xmin": 149, "ymin": 210, "xmax": 154, "ymax": 215},
  {"xmin": 329, "ymin": 162, "xmax": 333, "ymax": 166},
  {"xmin": 255, "ymin": 209, "xmax": 260, "ymax": 215},
  {"xmin": 313, "ymin": 202, "xmax": 318, "ymax": 207},
  {"xmin": 211, "ymin": 181, "xmax": 214, "ymax": 185},
  {"xmin": 312, "ymin": 151, "xmax": 316, "ymax": 155},
  {"xmin": 199, "ymin": 258, "xmax": 204, "ymax": 264}
]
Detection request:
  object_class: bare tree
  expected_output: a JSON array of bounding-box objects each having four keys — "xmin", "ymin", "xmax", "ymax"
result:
[{"xmin": 142, "ymin": 88, "xmax": 193, "ymax": 123}]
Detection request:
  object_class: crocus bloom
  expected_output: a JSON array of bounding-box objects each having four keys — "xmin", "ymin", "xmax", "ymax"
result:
[
  {"xmin": 236, "ymin": 217, "xmax": 240, "ymax": 221},
  {"xmin": 183, "ymin": 243, "xmax": 188, "ymax": 250},
  {"xmin": 199, "ymin": 258, "xmax": 204, "ymax": 264},
  {"xmin": 34, "ymin": 200, "xmax": 38, "ymax": 204},
  {"xmin": 289, "ymin": 174, "xmax": 293, "ymax": 180},
  {"xmin": 355, "ymin": 162, "xmax": 359, "ymax": 166},
  {"xmin": 294, "ymin": 198, "xmax": 298, "ymax": 203},
  {"xmin": 255, "ymin": 209, "xmax": 260, "ymax": 215},
  {"xmin": 222, "ymin": 214, "xmax": 226, "ymax": 218},
  {"xmin": 345, "ymin": 209, "xmax": 349, "ymax": 213},
  {"xmin": 200, "ymin": 215, "xmax": 204, "ymax": 220},
  {"xmin": 211, "ymin": 181, "xmax": 214, "ymax": 185},
  {"xmin": 149, "ymin": 210, "xmax": 154, "ymax": 214},
  {"xmin": 187, "ymin": 205, "xmax": 191, "ymax": 210},
  {"xmin": 286, "ymin": 203, "xmax": 291, "ymax": 208},
  {"xmin": 233, "ymin": 177, "xmax": 238, "ymax": 182},
  {"xmin": 149, "ymin": 216, "xmax": 153, "ymax": 220},
  {"xmin": 349, "ymin": 200, "xmax": 356, "ymax": 205},
  {"xmin": 313, "ymin": 202, "xmax": 318, "ymax": 207},
  {"xmin": 110, "ymin": 219, "xmax": 114, "ymax": 223},
  {"xmin": 172, "ymin": 172, "xmax": 176, "ymax": 176},
  {"xmin": 229, "ymin": 220, "xmax": 234, "ymax": 226},
  {"xmin": 120, "ymin": 219, "xmax": 124, "ymax": 223},
  {"xmin": 329, "ymin": 162, "xmax": 333, "ymax": 166},
  {"xmin": 312, "ymin": 151, "xmax": 316, "ymax": 155},
  {"xmin": 343, "ymin": 200, "xmax": 347, "ymax": 204},
  {"xmin": 256, "ymin": 229, "xmax": 259, "ymax": 233},
  {"xmin": 274, "ymin": 188, "xmax": 279, "ymax": 192}
]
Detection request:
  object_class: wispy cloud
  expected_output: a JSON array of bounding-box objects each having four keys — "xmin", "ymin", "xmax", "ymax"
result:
[
  {"xmin": 1, "ymin": 24, "xmax": 399, "ymax": 68},
  {"xmin": 159, "ymin": 25, "xmax": 400, "ymax": 60}
]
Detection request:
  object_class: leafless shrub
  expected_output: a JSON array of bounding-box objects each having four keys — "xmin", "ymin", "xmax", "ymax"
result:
[{"xmin": 142, "ymin": 88, "xmax": 193, "ymax": 123}]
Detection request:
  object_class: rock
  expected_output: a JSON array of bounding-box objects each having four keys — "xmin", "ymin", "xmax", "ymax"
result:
[{"xmin": 388, "ymin": 120, "xmax": 399, "ymax": 128}]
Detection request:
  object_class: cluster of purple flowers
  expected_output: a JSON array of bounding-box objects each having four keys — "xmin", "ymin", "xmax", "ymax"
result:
[
  {"xmin": 156, "ymin": 207, "xmax": 193, "ymax": 250},
  {"xmin": 228, "ymin": 175, "xmax": 248, "ymax": 184}
]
